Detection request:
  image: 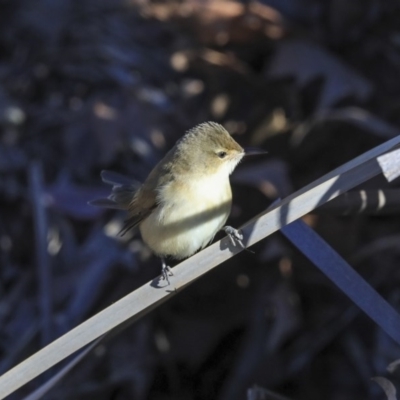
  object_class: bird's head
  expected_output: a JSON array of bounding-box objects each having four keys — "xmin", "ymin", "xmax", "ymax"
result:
[{"xmin": 177, "ymin": 122, "xmax": 245, "ymax": 176}]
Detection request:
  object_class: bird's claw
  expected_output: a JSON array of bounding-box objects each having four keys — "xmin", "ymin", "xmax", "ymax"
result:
[
  {"xmin": 161, "ymin": 262, "xmax": 174, "ymax": 284},
  {"xmin": 223, "ymin": 226, "xmax": 246, "ymax": 249}
]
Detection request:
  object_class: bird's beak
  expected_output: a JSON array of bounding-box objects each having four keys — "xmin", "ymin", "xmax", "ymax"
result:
[{"xmin": 243, "ymin": 147, "xmax": 268, "ymax": 157}]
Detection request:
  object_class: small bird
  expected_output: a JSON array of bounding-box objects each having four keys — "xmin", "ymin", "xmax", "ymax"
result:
[{"xmin": 91, "ymin": 122, "xmax": 262, "ymax": 282}]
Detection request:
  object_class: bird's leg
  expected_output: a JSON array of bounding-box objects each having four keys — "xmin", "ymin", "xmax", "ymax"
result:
[
  {"xmin": 222, "ymin": 226, "xmax": 246, "ymax": 249},
  {"xmin": 161, "ymin": 257, "xmax": 174, "ymax": 283}
]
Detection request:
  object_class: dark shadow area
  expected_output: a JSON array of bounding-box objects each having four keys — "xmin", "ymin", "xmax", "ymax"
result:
[{"xmin": 2, "ymin": 1, "xmax": 400, "ymax": 399}]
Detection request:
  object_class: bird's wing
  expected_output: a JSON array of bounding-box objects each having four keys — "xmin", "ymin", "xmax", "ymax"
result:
[
  {"xmin": 119, "ymin": 160, "xmax": 171, "ymax": 235},
  {"xmin": 119, "ymin": 185, "xmax": 158, "ymax": 236},
  {"xmin": 120, "ymin": 151, "xmax": 178, "ymax": 235}
]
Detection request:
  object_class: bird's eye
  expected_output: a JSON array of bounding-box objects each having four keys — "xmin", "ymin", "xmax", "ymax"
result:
[{"xmin": 217, "ymin": 151, "xmax": 227, "ymax": 159}]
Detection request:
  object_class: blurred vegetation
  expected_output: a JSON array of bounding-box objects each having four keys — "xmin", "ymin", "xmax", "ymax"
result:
[{"xmin": 2, "ymin": 0, "xmax": 400, "ymax": 399}]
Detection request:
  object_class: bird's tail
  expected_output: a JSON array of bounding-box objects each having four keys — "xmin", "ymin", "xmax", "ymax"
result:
[{"xmin": 88, "ymin": 170, "xmax": 141, "ymax": 210}]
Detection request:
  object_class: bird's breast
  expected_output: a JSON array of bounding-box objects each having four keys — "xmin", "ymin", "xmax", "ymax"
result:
[{"xmin": 139, "ymin": 174, "xmax": 232, "ymax": 259}]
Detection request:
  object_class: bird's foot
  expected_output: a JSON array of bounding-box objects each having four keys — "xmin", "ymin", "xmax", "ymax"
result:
[
  {"xmin": 161, "ymin": 259, "xmax": 174, "ymax": 284},
  {"xmin": 223, "ymin": 226, "xmax": 246, "ymax": 250}
]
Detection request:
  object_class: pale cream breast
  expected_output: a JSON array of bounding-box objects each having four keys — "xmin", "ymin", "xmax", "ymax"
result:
[{"xmin": 139, "ymin": 172, "xmax": 232, "ymax": 259}]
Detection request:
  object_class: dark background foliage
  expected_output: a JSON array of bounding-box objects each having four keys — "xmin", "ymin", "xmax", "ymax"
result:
[{"xmin": 1, "ymin": 0, "xmax": 400, "ymax": 399}]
